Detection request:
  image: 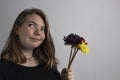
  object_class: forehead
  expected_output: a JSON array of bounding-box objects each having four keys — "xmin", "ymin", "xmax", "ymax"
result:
[{"xmin": 25, "ymin": 14, "xmax": 45, "ymax": 26}]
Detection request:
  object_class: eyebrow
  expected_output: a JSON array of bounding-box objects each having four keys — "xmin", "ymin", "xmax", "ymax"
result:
[
  {"xmin": 27, "ymin": 21, "xmax": 45, "ymax": 28},
  {"xmin": 27, "ymin": 21, "xmax": 37, "ymax": 26}
]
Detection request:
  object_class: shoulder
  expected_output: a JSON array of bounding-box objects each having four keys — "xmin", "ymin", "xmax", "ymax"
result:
[
  {"xmin": 0, "ymin": 59, "xmax": 7, "ymax": 67},
  {"xmin": 52, "ymin": 67, "xmax": 60, "ymax": 74},
  {"xmin": 0, "ymin": 59, "xmax": 12, "ymax": 73},
  {"xmin": 0, "ymin": 59, "xmax": 9, "ymax": 66},
  {"xmin": 49, "ymin": 67, "xmax": 61, "ymax": 76},
  {"xmin": 51, "ymin": 67, "xmax": 61, "ymax": 80}
]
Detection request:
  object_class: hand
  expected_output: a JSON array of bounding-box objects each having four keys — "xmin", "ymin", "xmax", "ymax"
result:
[{"xmin": 61, "ymin": 68, "xmax": 74, "ymax": 80}]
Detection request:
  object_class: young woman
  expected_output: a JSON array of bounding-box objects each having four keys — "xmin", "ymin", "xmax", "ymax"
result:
[{"xmin": 0, "ymin": 8, "xmax": 74, "ymax": 80}]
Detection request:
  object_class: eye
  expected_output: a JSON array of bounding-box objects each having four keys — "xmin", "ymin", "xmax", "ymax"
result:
[
  {"xmin": 41, "ymin": 27, "xmax": 45, "ymax": 32},
  {"xmin": 28, "ymin": 23, "xmax": 35, "ymax": 28}
]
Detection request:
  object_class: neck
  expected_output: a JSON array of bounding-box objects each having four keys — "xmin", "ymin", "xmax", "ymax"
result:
[{"xmin": 21, "ymin": 49, "xmax": 33, "ymax": 59}]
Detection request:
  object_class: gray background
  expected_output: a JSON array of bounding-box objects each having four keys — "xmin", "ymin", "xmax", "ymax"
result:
[{"xmin": 0, "ymin": 0, "xmax": 120, "ymax": 80}]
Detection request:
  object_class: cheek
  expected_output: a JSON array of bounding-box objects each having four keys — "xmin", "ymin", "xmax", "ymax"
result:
[
  {"xmin": 43, "ymin": 34, "xmax": 45, "ymax": 39},
  {"xmin": 42, "ymin": 33, "xmax": 46, "ymax": 41},
  {"xmin": 19, "ymin": 30, "xmax": 27, "ymax": 38},
  {"xmin": 18, "ymin": 27, "xmax": 32, "ymax": 41}
]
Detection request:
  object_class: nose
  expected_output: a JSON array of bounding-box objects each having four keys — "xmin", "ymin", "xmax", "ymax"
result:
[{"xmin": 34, "ymin": 28, "xmax": 41, "ymax": 36}]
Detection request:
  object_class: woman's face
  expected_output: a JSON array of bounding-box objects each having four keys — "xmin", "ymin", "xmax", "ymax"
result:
[{"xmin": 17, "ymin": 14, "xmax": 45, "ymax": 50}]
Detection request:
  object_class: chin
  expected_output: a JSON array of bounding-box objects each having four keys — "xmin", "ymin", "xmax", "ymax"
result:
[
  {"xmin": 33, "ymin": 44, "xmax": 41, "ymax": 48},
  {"xmin": 28, "ymin": 43, "xmax": 42, "ymax": 49}
]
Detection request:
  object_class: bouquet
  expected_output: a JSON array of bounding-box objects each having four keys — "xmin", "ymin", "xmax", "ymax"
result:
[{"xmin": 63, "ymin": 33, "xmax": 90, "ymax": 68}]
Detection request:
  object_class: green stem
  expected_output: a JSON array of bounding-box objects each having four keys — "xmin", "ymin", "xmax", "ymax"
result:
[
  {"xmin": 68, "ymin": 48, "xmax": 78, "ymax": 68},
  {"xmin": 67, "ymin": 47, "xmax": 73, "ymax": 68}
]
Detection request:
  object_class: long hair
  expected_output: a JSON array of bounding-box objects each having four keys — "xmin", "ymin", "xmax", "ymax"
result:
[{"xmin": 1, "ymin": 8, "xmax": 58, "ymax": 69}]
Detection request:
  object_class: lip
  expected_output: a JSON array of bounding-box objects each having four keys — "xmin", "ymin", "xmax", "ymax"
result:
[{"xmin": 30, "ymin": 37, "xmax": 40, "ymax": 42}]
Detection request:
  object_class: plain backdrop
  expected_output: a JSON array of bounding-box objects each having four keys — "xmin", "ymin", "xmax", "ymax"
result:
[{"xmin": 0, "ymin": 0, "xmax": 120, "ymax": 80}]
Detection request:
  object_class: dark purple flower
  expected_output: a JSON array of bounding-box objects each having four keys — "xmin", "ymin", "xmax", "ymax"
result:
[{"xmin": 63, "ymin": 33, "xmax": 85, "ymax": 46}]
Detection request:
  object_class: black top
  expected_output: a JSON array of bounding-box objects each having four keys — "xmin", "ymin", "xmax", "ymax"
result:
[{"xmin": 0, "ymin": 59, "xmax": 61, "ymax": 80}]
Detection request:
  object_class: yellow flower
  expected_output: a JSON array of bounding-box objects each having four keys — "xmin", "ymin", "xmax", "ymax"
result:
[
  {"xmin": 63, "ymin": 33, "xmax": 90, "ymax": 68},
  {"xmin": 77, "ymin": 42, "xmax": 90, "ymax": 54}
]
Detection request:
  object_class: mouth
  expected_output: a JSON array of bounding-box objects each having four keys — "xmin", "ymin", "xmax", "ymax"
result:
[{"xmin": 30, "ymin": 37, "xmax": 41, "ymax": 42}]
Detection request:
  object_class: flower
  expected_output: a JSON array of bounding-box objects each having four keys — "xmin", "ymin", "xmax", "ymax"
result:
[
  {"xmin": 63, "ymin": 33, "xmax": 90, "ymax": 68},
  {"xmin": 77, "ymin": 41, "xmax": 89, "ymax": 54}
]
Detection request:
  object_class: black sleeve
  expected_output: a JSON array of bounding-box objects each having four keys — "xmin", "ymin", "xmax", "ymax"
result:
[
  {"xmin": 0, "ymin": 59, "xmax": 6, "ymax": 80},
  {"xmin": 0, "ymin": 74, "xmax": 4, "ymax": 80},
  {"xmin": 53, "ymin": 67, "xmax": 62, "ymax": 80}
]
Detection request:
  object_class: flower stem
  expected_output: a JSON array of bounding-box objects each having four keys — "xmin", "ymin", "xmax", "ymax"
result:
[
  {"xmin": 68, "ymin": 48, "xmax": 78, "ymax": 68},
  {"xmin": 68, "ymin": 47, "xmax": 73, "ymax": 68}
]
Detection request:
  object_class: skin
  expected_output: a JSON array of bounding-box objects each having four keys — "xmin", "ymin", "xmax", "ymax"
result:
[
  {"xmin": 16, "ymin": 14, "xmax": 74, "ymax": 80},
  {"xmin": 16, "ymin": 14, "xmax": 45, "ymax": 66},
  {"xmin": 61, "ymin": 68, "xmax": 74, "ymax": 80},
  {"xmin": 17, "ymin": 14, "xmax": 45, "ymax": 51}
]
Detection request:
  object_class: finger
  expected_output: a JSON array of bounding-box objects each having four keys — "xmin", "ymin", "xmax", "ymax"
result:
[
  {"xmin": 66, "ymin": 68, "xmax": 73, "ymax": 72},
  {"xmin": 61, "ymin": 68, "xmax": 74, "ymax": 80}
]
